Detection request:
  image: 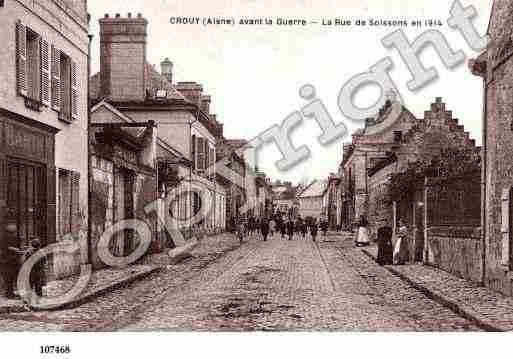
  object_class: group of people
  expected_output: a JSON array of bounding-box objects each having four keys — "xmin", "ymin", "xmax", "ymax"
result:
[
  {"xmin": 234, "ymin": 215, "xmax": 329, "ymax": 243},
  {"xmin": 354, "ymin": 215, "xmax": 413, "ymax": 266}
]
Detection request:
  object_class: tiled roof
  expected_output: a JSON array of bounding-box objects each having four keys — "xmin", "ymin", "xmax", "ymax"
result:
[
  {"xmin": 89, "ymin": 62, "xmax": 188, "ymax": 102},
  {"xmin": 298, "ymin": 179, "xmax": 327, "ymax": 198}
]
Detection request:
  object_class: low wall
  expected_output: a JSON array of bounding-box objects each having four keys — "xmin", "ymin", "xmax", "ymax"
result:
[{"xmin": 426, "ymin": 226, "xmax": 482, "ymax": 283}]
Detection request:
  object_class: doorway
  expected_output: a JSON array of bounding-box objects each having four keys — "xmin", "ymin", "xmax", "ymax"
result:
[{"xmin": 5, "ymin": 158, "xmax": 47, "ymax": 249}]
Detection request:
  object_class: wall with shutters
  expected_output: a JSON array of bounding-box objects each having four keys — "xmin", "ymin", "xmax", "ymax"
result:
[{"xmin": 0, "ymin": 1, "xmax": 89, "ymax": 259}]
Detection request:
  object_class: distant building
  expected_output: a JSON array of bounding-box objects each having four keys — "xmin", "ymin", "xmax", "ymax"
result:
[
  {"xmin": 297, "ymin": 179, "xmax": 327, "ymax": 219},
  {"xmin": 271, "ymin": 180, "xmax": 298, "ymax": 217},
  {"xmin": 323, "ymin": 174, "xmax": 340, "ymax": 229}
]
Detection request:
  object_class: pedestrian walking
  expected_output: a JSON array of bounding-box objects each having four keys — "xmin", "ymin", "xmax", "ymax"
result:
[
  {"xmin": 320, "ymin": 219, "xmax": 328, "ymax": 239},
  {"xmin": 377, "ymin": 225, "xmax": 394, "ymax": 266},
  {"xmin": 280, "ymin": 219, "xmax": 287, "ymax": 239},
  {"xmin": 269, "ymin": 218, "xmax": 276, "ymax": 239},
  {"xmin": 260, "ymin": 217, "xmax": 270, "ymax": 242},
  {"xmin": 286, "ymin": 217, "xmax": 295, "ymax": 241},
  {"xmin": 355, "ymin": 215, "xmax": 371, "ymax": 247},
  {"xmin": 235, "ymin": 221, "xmax": 244, "ymax": 243},
  {"xmin": 298, "ymin": 217, "xmax": 307, "ymax": 239},
  {"xmin": 310, "ymin": 218, "xmax": 319, "ymax": 242},
  {"xmin": 393, "ymin": 219, "xmax": 410, "ymax": 265}
]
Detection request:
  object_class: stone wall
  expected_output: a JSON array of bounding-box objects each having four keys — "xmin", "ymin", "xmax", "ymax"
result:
[{"xmin": 426, "ymin": 227, "xmax": 482, "ymax": 283}]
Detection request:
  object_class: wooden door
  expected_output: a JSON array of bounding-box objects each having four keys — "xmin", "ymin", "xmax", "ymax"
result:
[{"xmin": 5, "ymin": 159, "xmax": 46, "ymax": 248}]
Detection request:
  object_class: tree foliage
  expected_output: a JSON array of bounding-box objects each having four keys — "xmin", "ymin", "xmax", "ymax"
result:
[{"xmin": 389, "ymin": 147, "xmax": 480, "ymax": 202}]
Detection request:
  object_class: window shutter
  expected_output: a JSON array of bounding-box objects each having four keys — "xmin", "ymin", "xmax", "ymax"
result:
[
  {"xmin": 47, "ymin": 166, "xmax": 57, "ymax": 244},
  {"xmin": 204, "ymin": 140, "xmax": 209, "ymax": 171},
  {"xmin": 40, "ymin": 38, "xmax": 50, "ymax": 106},
  {"xmin": 51, "ymin": 45, "xmax": 61, "ymax": 111},
  {"xmin": 501, "ymin": 187, "xmax": 510, "ymax": 267},
  {"xmin": 0, "ymin": 155, "xmax": 6, "ymax": 210},
  {"xmin": 16, "ymin": 20, "xmax": 28, "ymax": 97},
  {"xmin": 197, "ymin": 137, "xmax": 204, "ymax": 170},
  {"xmin": 71, "ymin": 171, "xmax": 80, "ymax": 233},
  {"xmin": 71, "ymin": 60, "xmax": 78, "ymax": 120},
  {"xmin": 209, "ymin": 147, "xmax": 214, "ymax": 176},
  {"xmin": 191, "ymin": 134, "xmax": 196, "ymax": 171}
]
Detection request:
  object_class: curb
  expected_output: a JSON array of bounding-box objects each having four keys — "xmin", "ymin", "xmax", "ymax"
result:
[
  {"xmin": 0, "ymin": 266, "xmax": 162, "ymax": 314},
  {"xmin": 361, "ymin": 249, "xmax": 504, "ymax": 332}
]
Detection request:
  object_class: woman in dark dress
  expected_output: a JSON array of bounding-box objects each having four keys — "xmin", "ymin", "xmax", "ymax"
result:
[
  {"xmin": 280, "ymin": 219, "xmax": 287, "ymax": 239},
  {"xmin": 310, "ymin": 219, "xmax": 319, "ymax": 242},
  {"xmin": 298, "ymin": 217, "xmax": 307, "ymax": 239},
  {"xmin": 377, "ymin": 226, "xmax": 394, "ymax": 265},
  {"xmin": 286, "ymin": 218, "xmax": 295, "ymax": 241},
  {"xmin": 260, "ymin": 218, "xmax": 270, "ymax": 242}
]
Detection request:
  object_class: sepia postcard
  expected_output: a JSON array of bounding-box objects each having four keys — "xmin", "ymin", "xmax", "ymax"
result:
[{"xmin": 0, "ymin": 0, "xmax": 509, "ymax": 357}]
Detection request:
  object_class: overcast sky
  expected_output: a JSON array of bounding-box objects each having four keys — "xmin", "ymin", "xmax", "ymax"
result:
[{"xmin": 88, "ymin": 0, "xmax": 492, "ymax": 184}]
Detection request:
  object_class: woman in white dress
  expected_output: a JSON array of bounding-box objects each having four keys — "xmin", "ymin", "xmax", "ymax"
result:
[
  {"xmin": 355, "ymin": 215, "xmax": 371, "ymax": 247},
  {"xmin": 393, "ymin": 219, "xmax": 410, "ymax": 265}
]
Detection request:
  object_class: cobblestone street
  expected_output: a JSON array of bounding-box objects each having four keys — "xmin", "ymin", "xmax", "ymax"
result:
[{"xmin": 0, "ymin": 234, "xmax": 479, "ymax": 331}]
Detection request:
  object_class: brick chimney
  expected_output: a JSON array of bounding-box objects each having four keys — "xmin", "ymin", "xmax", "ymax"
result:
[
  {"xmin": 161, "ymin": 57, "xmax": 173, "ymax": 83},
  {"xmin": 200, "ymin": 95, "xmax": 211, "ymax": 113},
  {"xmin": 99, "ymin": 13, "xmax": 148, "ymax": 101},
  {"xmin": 175, "ymin": 82, "xmax": 203, "ymax": 105}
]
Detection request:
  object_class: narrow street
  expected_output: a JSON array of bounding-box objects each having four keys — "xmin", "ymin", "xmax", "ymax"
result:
[{"xmin": 0, "ymin": 234, "xmax": 478, "ymax": 331}]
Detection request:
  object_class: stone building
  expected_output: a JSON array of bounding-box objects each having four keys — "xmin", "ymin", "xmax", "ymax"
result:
[
  {"xmin": 340, "ymin": 91, "xmax": 418, "ymax": 230},
  {"xmin": 298, "ymin": 179, "xmax": 327, "ymax": 219},
  {"xmin": 323, "ymin": 173, "xmax": 340, "ymax": 230},
  {"xmin": 364, "ymin": 98, "xmax": 480, "ymax": 279},
  {"xmin": 255, "ymin": 171, "xmax": 273, "ymax": 219},
  {"xmin": 0, "ymin": 0, "xmax": 89, "ymax": 295},
  {"xmin": 271, "ymin": 180, "xmax": 298, "ymax": 217},
  {"xmin": 470, "ymin": 0, "xmax": 513, "ymax": 295},
  {"xmin": 216, "ymin": 138, "xmax": 247, "ymax": 229},
  {"xmin": 89, "ymin": 14, "xmax": 226, "ymax": 255},
  {"xmin": 89, "ymin": 101, "xmax": 158, "ymax": 268}
]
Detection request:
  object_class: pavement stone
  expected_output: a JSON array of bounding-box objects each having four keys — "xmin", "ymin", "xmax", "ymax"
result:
[
  {"xmin": 121, "ymin": 235, "xmax": 478, "ymax": 331},
  {"xmin": 363, "ymin": 246, "xmax": 513, "ymax": 332},
  {"xmin": 0, "ymin": 234, "xmax": 481, "ymax": 331}
]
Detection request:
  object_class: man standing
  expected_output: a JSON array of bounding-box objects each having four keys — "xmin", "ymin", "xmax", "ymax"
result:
[
  {"xmin": 260, "ymin": 217, "xmax": 270, "ymax": 242},
  {"xmin": 2, "ymin": 220, "xmax": 21, "ymax": 298},
  {"xmin": 286, "ymin": 217, "xmax": 295, "ymax": 241},
  {"xmin": 321, "ymin": 218, "xmax": 329, "ymax": 239},
  {"xmin": 310, "ymin": 218, "xmax": 319, "ymax": 242}
]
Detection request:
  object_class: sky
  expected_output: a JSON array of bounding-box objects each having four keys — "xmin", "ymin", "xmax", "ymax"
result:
[{"xmin": 87, "ymin": 0, "xmax": 493, "ymax": 184}]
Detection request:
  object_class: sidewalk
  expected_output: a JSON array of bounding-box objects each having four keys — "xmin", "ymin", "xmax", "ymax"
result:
[
  {"xmin": 0, "ymin": 264, "xmax": 161, "ymax": 314},
  {"xmin": 0, "ymin": 233, "xmax": 230, "ymax": 314},
  {"xmin": 363, "ymin": 246, "xmax": 513, "ymax": 331}
]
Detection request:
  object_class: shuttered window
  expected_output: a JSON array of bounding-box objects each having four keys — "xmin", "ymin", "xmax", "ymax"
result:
[
  {"xmin": 16, "ymin": 21, "xmax": 42, "ymax": 102},
  {"xmin": 58, "ymin": 169, "xmax": 80, "ymax": 240},
  {"xmin": 51, "ymin": 45, "xmax": 61, "ymax": 111},
  {"xmin": 40, "ymin": 38, "xmax": 50, "ymax": 106},
  {"xmin": 15, "ymin": 21, "xmax": 80, "ymax": 119},
  {"xmin": 191, "ymin": 134, "xmax": 196, "ymax": 171},
  {"xmin": 197, "ymin": 137, "xmax": 205, "ymax": 171},
  {"xmin": 59, "ymin": 52, "xmax": 72, "ymax": 122},
  {"xmin": 16, "ymin": 21, "xmax": 28, "ymax": 97},
  {"xmin": 501, "ymin": 187, "xmax": 511, "ymax": 267}
]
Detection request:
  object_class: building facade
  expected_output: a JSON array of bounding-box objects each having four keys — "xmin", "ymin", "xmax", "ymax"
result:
[
  {"xmin": 0, "ymin": 0, "xmax": 89, "ymax": 295},
  {"xmin": 470, "ymin": 0, "xmax": 513, "ymax": 295},
  {"xmin": 89, "ymin": 14, "xmax": 226, "ymax": 254},
  {"xmin": 298, "ymin": 179, "xmax": 327, "ymax": 219}
]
